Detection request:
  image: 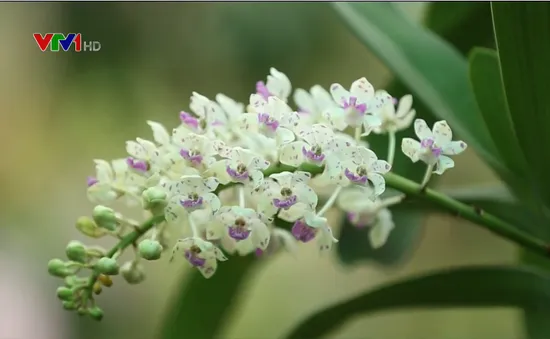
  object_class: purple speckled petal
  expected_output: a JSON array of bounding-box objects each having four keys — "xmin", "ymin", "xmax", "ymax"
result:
[
  {"xmin": 273, "ymin": 195, "xmax": 297, "ymax": 209},
  {"xmin": 87, "ymin": 176, "xmax": 99, "ymax": 187},
  {"xmin": 301, "ymin": 146, "xmax": 325, "ymax": 163},
  {"xmin": 291, "ymin": 220, "xmax": 317, "ymax": 243},
  {"xmin": 256, "ymin": 81, "xmax": 271, "ymax": 100},
  {"xmin": 180, "ymin": 196, "xmax": 204, "ymax": 209},
  {"xmin": 180, "ymin": 149, "xmax": 203, "ymax": 166},
  {"xmin": 226, "ymin": 166, "xmax": 249, "ymax": 181},
  {"xmin": 228, "ymin": 226, "xmax": 251, "ymax": 241},
  {"xmin": 344, "ymin": 168, "xmax": 368, "ymax": 184},
  {"xmin": 179, "ymin": 111, "xmax": 200, "ymax": 130},
  {"xmin": 126, "ymin": 157, "xmax": 149, "ymax": 172},
  {"xmin": 185, "ymin": 251, "xmax": 206, "ymax": 267}
]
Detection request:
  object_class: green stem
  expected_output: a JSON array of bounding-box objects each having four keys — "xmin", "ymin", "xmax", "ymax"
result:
[
  {"xmin": 84, "ymin": 214, "xmax": 166, "ymax": 294},
  {"xmin": 383, "ymin": 172, "xmax": 549, "ymax": 257},
  {"xmin": 90, "ymin": 161, "xmax": 550, "ymax": 300}
]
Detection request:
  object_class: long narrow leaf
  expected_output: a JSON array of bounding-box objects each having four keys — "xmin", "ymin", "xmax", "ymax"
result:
[
  {"xmin": 491, "ymin": 3, "xmax": 550, "ymax": 208},
  {"xmin": 285, "ymin": 266, "xmax": 550, "ymax": 338},
  {"xmin": 332, "ymin": 2, "xmax": 509, "ymax": 180}
]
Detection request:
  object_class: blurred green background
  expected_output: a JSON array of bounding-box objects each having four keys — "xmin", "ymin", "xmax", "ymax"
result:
[{"xmin": 1, "ymin": 2, "xmax": 521, "ymax": 339}]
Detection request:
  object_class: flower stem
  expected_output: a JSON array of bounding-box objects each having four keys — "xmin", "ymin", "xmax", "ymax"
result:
[
  {"xmin": 317, "ymin": 186, "xmax": 342, "ymax": 217},
  {"xmin": 420, "ymin": 164, "xmax": 434, "ymax": 189},
  {"xmin": 383, "ymin": 172, "xmax": 549, "ymax": 258},
  {"xmin": 238, "ymin": 186, "xmax": 246, "ymax": 208},
  {"xmin": 354, "ymin": 127, "xmax": 362, "ymax": 142},
  {"xmin": 189, "ymin": 216, "xmax": 199, "ymax": 237},
  {"xmin": 251, "ymin": 163, "xmax": 550, "ymax": 258},
  {"xmin": 387, "ymin": 132, "xmax": 396, "ymax": 166},
  {"xmin": 84, "ymin": 214, "xmax": 165, "ymax": 296}
]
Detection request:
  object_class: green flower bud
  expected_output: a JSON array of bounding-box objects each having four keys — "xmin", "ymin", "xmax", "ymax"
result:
[
  {"xmin": 76, "ymin": 216, "xmax": 106, "ymax": 238},
  {"xmin": 65, "ymin": 240, "xmax": 87, "ymax": 263},
  {"xmin": 88, "ymin": 306, "xmax": 104, "ymax": 321},
  {"xmin": 56, "ymin": 286, "xmax": 74, "ymax": 301},
  {"xmin": 95, "ymin": 257, "xmax": 119, "ymax": 275},
  {"xmin": 77, "ymin": 307, "xmax": 88, "ymax": 316},
  {"xmin": 121, "ymin": 261, "xmax": 146, "ymax": 284},
  {"xmin": 48, "ymin": 259, "xmax": 71, "ymax": 278},
  {"xmin": 62, "ymin": 301, "xmax": 78, "ymax": 310},
  {"xmin": 92, "ymin": 205, "xmax": 118, "ymax": 231},
  {"xmin": 142, "ymin": 187, "xmax": 167, "ymax": 210},
  {"xmin": 138, "ymin": 239, "xmax": 163, "ymax": 261}
]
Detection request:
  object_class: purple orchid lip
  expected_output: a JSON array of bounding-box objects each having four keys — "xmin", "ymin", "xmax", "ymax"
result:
[
  {"xmin": 180, "ymin": 149, "xmax": 203, "ymax": 166},
  {"xmin": 291, "ymin": 220, "xmax": 316, "ymax": 243},
  {"xmin": 180, "ymin": 196, "xmax": 204, "ymax": 210},
  {"xmin": 228, "ymin": 226, "xmax": 251, "ymax": 241},
  {"xmin": 226, "ymin": 166, "xmax": 249, "ymax": 181},
  {"xmin": 273, "ymin": 195, "xmax": 297, "ymax": 209},
  {"xmin": 179, "ymin": 111, "xmax": 199, "ymax": 130},
  {"xmin": 87, "ymin": 176, "xmax": 99, "ymax": 187},
  {"xmin": 344, "ymin": 168, "xmax": 368, "ymax": 184},
  {"xmin": 343, "ymin": 96, "xmax": 367, "ymax": 114},
  {"xmin": 256, "ymin": 81, "xmax": 271, "ymax": 100},
  {"xmin": 185, "ymin": 251, "xmax": 206, "ymax": 267},
  {"xmin": 255, "ymin": 248, "xmax": 264, "ymax": 257},
  {"xmin": 302, "ymin": 146, "xmax": 325, "ymax": 163},
  {"xmin": 421, "ymin": 138, "xmax": 442, "ymax": 157},
  {"xmin": 258, "ymin": 113, "xmax": 279, "ymax": 131},
  {"xmin": 126, "ymin": 157, "xmax": 149, "ymax": 172}
]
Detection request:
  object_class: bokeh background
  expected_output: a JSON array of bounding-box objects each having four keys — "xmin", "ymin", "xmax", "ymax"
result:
[{"xmin": 1, "ymin": 2, "xmax": 520, "ymax": 339}]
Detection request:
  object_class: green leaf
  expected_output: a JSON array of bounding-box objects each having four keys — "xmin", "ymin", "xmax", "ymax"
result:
[
  {"xmin": 332, "ymin": 2, "xmax": 511, "ymax": 180},
  {"xmin": 425, "ymin": 3, "xmax": 495, "ymax": 55},
  {"xmin": 469, "ymin": 48, "xmax": 529, "ymax": 181},
  {"xmin": 285, "ymin": 266, "xmax": 550, "ymax": 339},
  {"xmin": 336, "ymin": 2, "xmax": 495, "ymax": 267},
  {"xmin": 521, "ymin": 250, "xmax": 550, "ymax": 339},
  {"xmin": 491, "ymin": 3, "xmax": 550, "ymax": 208},
  {"xmin": 160, "ymin": 255, "xmax": 257, "ymax": 339}
]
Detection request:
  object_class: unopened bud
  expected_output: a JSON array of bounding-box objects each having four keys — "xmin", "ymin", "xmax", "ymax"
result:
[
  {"xmin": 142, "ymin": 187, "xmax": 167, "ymax": 210},
  {"xmin": 76, "ymin": 216, "xmax": 106, "ymax": 238},
  {"xmin": 77, "ymin": 307, "xmax": 88, "ymax": 316},
  {"xmin": 56, "ymin": 286, "xmax": 75, "ymax": 301},
  {"xmin": 92, "ymin": 205, "xmax": 118, "ymax": 231},
  {"xmin": 121, "ymin": 261, "xmax": 146, "ymax": 284},
  {"xmin": 98, "ymin": 274, "xmax": 113, "ymax": 287},
  {"xmin": 48, "ymin": 259, "xmax": 71, "ymax": 278},
  {"xmin": 95, "ymin": 257, "xmax": 119, "ymax": 275},
  {"xmin": 88, "ymin": 306, "xmax": 104, "ymax": 321},
  {"xmin": 138, "ymin": 239, "xmax": 163, "ymax": 261},
  {"xmin": 93, "ymin": 281, "xmax": 102, "ymax": 295},
  {"xmin": 66, "ymin": 240, "xmax": 87, "ymax": 263},
  {"xmin": 62, "ymin": 301, "xmax": 78, "ymax": 310}
]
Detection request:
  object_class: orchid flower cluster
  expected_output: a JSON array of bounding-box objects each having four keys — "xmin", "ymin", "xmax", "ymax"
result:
[{"xmin": 47, "ymin": 68, "xmax": 467, "ymax": 319}]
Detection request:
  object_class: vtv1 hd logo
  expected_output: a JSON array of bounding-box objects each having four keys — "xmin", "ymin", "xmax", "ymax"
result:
[{"xmin": 33, "ymin": 33, "xmax": 101, "ymax": 52}]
